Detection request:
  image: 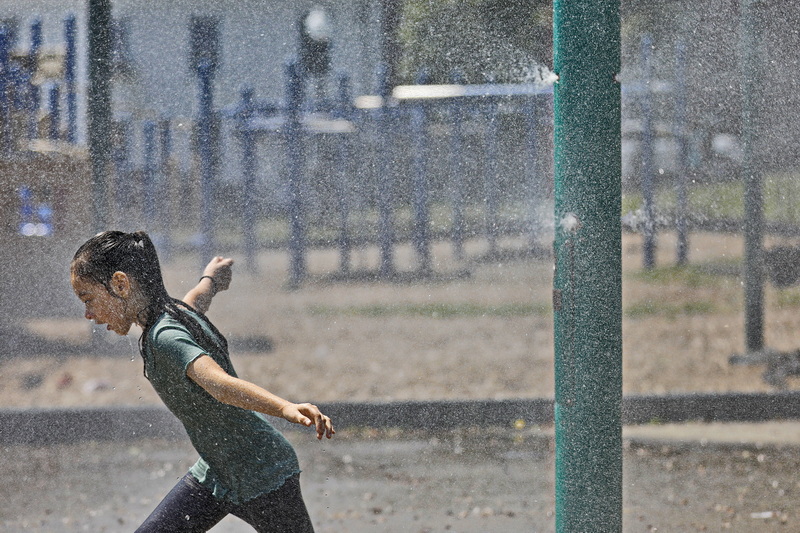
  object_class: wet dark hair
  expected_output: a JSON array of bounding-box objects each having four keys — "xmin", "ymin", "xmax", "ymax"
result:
[{"xmin": 71, "ymin": 230, "xmax": 228, "ymax": 378}]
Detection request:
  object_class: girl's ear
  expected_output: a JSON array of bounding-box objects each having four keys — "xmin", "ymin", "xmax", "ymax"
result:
[{"xmin": 110, "ymin": 271, "xmax": 131, "ymax": 298}]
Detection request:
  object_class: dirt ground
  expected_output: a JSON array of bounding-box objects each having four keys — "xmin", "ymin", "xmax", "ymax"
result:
[
  {"xmin": 4, "ymin": 230, "xmax": 800, "ymax": 532},
  {"xmin": 5, "ymin": 423, "xmax": 800, "ymax": 532}
]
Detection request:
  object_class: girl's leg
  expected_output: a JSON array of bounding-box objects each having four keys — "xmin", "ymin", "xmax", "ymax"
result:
[
  {"xmin": 135, "ymin": 472, "xmax": 229, "ymax": 533},
  {"xmin": 231, "ymin": 474, "xmax": 315, "ymax": 533}
]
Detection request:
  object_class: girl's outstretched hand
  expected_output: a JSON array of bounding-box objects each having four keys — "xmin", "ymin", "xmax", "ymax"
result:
[
  {"xmin": 203, "ymin": 256, "xmax": 234, "ymax": 292},
  {"xmin": 281, "ymin": 403, "xmax": 335, "ymax": 440}
]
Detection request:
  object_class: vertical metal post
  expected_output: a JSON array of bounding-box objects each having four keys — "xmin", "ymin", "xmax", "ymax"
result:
[
  {"xmin": 64, "ymin": 14, "xmax": 77, "ymax": 144},
  {"xmin": 28, "ymin": 19, "xmax": 42, "ymax": 141},
  {"xmin": 0, "ymin": 27, "xmax": 11, "ymax": 157},
  {"xmin": 410, "ymin": 69, "xmax": 431, "ymax": 274},
  {"xmin": 334, "ymin": 74, "xmax": 353, "ymax": 274},
  {"xmin": 741, "ymin": 0, "xmax": 763, "ymax": 352},
  {"xmin": 88, "ymin": 0, "xmax": 113, "ymax": 231},
  {"xmin": 553, "ymin": 1, "xmax": 622, "ymax": 531},
  {"xmin": 48, "ymin": 84, "xmax": 60, "ymax": 141},
  {"xmin": 238, "ymin": 87, "xmax": 259, "ymax": 272},
  {"xmin": 524, "ymin": 95, "xmax": 541, "ymax": 252},
  {"xmin": 449, "ymin": 71, "xmax": 466, "ymax": 262},
  {"xmin": 112, "ymin": 117, "xmax": 132, "ymax": 227},
  {"xmin": 285, "ymin": 61, "xmax": 307, "ymax": 287},
  {"xmin": 142, "ymin": 120, "xmax": 157, "ymax": 230},
  {"xmin": 674, "ymin": 39, "xmax": 690, "ymax": 266},
  {"xmin": 483, "ymin": 88, "xmax": 500, "ymax": 257},
  {"xmin": 375, "ymin": 63, "xmax": 395, "ymax": 278},
  {"xmin": 640, "ymin": 35, "xmax": 657, "ymax": 270},
  {"xmin": 30, "ymin": 19, "xmax": 42, "ymax": 58},
  {"xmin": 159, "ymin": 118, "xmax": 173, "ymax": 259},
  {"xmin": 197, "ymin": 60, "xmax": 216, "ymax": 261}
]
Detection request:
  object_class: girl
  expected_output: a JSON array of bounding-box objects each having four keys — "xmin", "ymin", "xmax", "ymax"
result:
[{"xmin": 70, "ymin": 230, "xmax": 334, "ymax": 532}]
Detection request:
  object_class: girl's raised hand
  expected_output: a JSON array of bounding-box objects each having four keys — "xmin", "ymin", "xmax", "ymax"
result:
[
  {"xmin": 203, "ymin": 256, "xmax": 234, "ymax": 292},
  {"xmin": 281, "ymin": 403, "xmax": 335, "ymax": 440}
]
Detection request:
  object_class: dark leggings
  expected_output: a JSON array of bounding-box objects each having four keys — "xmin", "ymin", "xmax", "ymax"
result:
[{"xmin": 135, "ymin": 473, "xmax": 314, "ymax": 533}]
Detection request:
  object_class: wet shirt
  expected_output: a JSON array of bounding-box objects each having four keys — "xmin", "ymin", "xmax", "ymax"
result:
[{"xmin": 143, "ymin": 311, "xmax": 300, "ymax": 504}]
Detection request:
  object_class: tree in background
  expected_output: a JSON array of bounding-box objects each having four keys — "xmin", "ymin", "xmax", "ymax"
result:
[{"xmin": 396, "ymin": 0, "xmax": 552, "ymax": 85}]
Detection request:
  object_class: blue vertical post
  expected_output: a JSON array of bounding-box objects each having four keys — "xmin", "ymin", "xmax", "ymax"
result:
[
  {"xmin": 197, "ymin": 60, "xmax": 216, "ymax": 261},
  {"xmin": 64, "ymin": 14, "xmax": 77, "ymax": 144},
  {"xmin": 0, "ymin": 26, "xmax": 11, "ymax": 156},
  {"xmin": 674, "ymin": 39, "xmax": 689, "ymax": 266},
  {"xmin": 142, "ymin": 120, "xmax": 157, "ymax": 231},
  {"xmin": 159, "ymin": 118, "xmax": 173, "ymax": 259},
  {"xmin": 334, "ymin": 74, "xmax": 352, "ymax": 274},
  {"xmin": 449, "ymin": 71, "xmax": 466, "ymax": 261},
  {"xmin": 640, "ymin": 34, "xmax": 657, "ymax": 269},
  {"xmin": 375, "ymin": 63, "xmax": 395, "ymax": 278},
  {"xmin": 410, "ymin": 69, "xmax": 431, "ymax": 274},
  {"xmin": 238, "ymin": 87, "xmax": 259, "ymax": 272},
  {"xmin": 28, "ymin": 19, "xmax": 42, "ymax": 141},
  {"xmin": 9, "ymin": 63, "xmax": 24, "ymax": 111},
  {"xmin": 285, "ymin": 60, "xmax": 307, "ymax": 287},
  {"xmin": 30, "ymin": 18, "xmax": 42, "ymax": 58},
  {"xmin": 48, "ymin": 84, "xmax": 60, "ymax": 141},
  {"xmin": 483, "ymin": 81, "xmax": 500, "ymax": 257},
  {"xmin": 112, "ymin": 117, "xmax": 132, "ymax": 226}
]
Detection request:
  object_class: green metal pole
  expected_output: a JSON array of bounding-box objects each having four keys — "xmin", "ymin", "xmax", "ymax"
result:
[
  {"xmin": 740, "ymin": 0, "xmax": 764, "ymax": 353},
  {"xmin": 88, "ymin": 0, "xmax": 113, "ymax": 231},
  {"xmin": 552, "ymin": 1, "xmax": 622, "ymax": 531}
]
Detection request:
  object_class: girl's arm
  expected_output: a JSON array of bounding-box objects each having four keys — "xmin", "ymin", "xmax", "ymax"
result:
[
  {"xmin": 183, "ymin": 256, "xmax": 234, "ymax": 314},
  {"xmin": 186, "ymin": 354, "xmax": 335, "ymax": 440}
]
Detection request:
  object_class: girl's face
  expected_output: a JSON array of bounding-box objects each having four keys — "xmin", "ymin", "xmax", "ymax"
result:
[{"xmin": 71, "ymin": 273, "xmax": 137, "ymax": 335}]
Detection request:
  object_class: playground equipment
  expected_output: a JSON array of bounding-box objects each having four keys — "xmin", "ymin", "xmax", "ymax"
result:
[
  {"xmin": 225, "ymin": 62, "xmax": 553, "ymax": 285},
  {"xmin": 0, "ymin": 16, "xmax": 92, "ymax": 338}
]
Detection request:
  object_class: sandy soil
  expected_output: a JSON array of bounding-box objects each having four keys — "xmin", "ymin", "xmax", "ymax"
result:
[
  {"xmin": 1, "ymin": 231, "xmax": 796, "ymax": 410},
  {"xmin": 5, "ymin": 424, "xmax": 800, "ymax": 532}
]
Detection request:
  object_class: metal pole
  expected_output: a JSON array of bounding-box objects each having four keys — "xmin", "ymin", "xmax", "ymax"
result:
[
  {"xmin": 142, "ymin": 120, "xmax": 157, "ymax": 231},
  {"xmin": 524, "ymin": 94, "xmax": 541, "ymax": 253},
  {"xmin": 483, "ymin": 91, "xmax": 499, "ymax": 258},
  {"xmin": 553, "ymin": 0, "xmax": 622, "ymax": 530},
  {"xmin": 64, "ymin": 14, "xmax": 77, "ymax": 144},
  {"xmin": 674, "ymin": 39, "xmax": 690, "ymax": 266},
  {"xmin": 88, "ymin": 0, "xmax": 113, "ymax": 231},
  {"xmin": 159, "ymin": 118, "xmax": 173, "ymax": 259},
  {"xmin": 449, "ymin": 70, "xmax": 466, "ymax": 262},
  {"xmin": 410, "ymin": 69, "xmax": 431, "ymax": 274},
  {"xmin": 0, "ymin": 27, "xmax": 11, "ymax": 157},
  {"xmin": 238, "ymin": 87, "xmax": 259, "ymax": 272},
  {"xmin": 48, "ymin": 84, "xmax": 60, "ymax": 141},
  {"xmin": 112, "ymin": 117, "xmax": 132, "ymax": 227},
  {"xmin": 285, "ymin": 61, "xmax": 307, "ymax": 287},
  {"xmin": 334, "ymin": 74, "xmax": 352, "ymax": 274},
  {"xmin": 741, "ymin": 0, "xmax": 764, "ymax": 353},
  {"xmin": 28, "ymin": 19, "xmax": 42, "ymax": 141},
  {"xmin": 197, "ymin": 60, "xmax": 215, "ymax": 261},
  {"xmin": 375, "ymin": 63, "xmax": 395, "ymax": 279},
  {"xmin": 640, "ymin": 35, "xmax": 657, "ymax": 270}
]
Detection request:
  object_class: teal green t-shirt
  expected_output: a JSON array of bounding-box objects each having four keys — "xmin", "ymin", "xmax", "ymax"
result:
[{"xmin": 143, "ymin": 311, "xmax": 300, "ymax": 504}]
